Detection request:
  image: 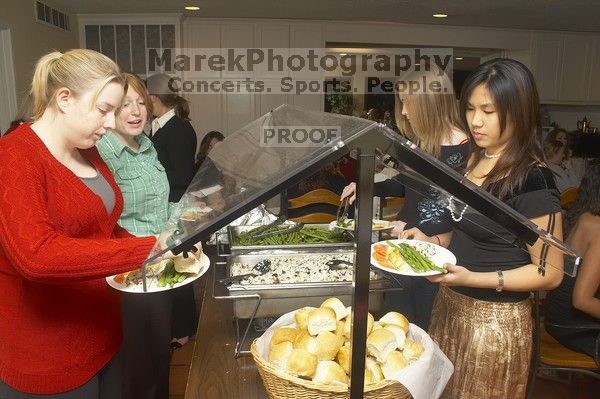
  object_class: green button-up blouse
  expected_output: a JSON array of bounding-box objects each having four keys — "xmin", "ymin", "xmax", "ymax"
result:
[{"xmin": 97, "ymin": 132, "xmax": 170, "ymax": 236}]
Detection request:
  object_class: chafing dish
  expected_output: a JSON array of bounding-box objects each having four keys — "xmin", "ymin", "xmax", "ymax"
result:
[
  {"xmin": 225, "ymin": 250, "xmax": 386, "ymax": 318},
  {"xmin": 227, "ymin": 223, "xmax": 354, "ymax": 253}
]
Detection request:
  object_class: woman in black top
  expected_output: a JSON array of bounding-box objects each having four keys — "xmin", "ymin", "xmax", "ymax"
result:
[
  {"xmin": 546, "ymin": 162, "xmax": 600, "ymax": 361},
  {"xmin": 402, "ymin": 59, "xmax": 564, "ymax": 399},
  {"xmin": 341, "ymin": 68, "xmax": 468, "ymax": 329},
  {"xmin": 147, "ymin": 73, "xmax": 198, "ymax": 204}
]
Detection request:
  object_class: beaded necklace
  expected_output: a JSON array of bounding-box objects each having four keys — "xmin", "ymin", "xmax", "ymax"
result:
[
  {"xmin": 447, "ymin": 170, "xmax": 470, "ymax": 222},
  {"xmin": 483, "ymin": 150, "xmax": 502, "ymax": 159}
]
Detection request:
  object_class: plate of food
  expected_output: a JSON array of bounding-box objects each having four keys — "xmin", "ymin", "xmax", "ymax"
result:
[
  {"xmin": 106, "ymin": 253, "xmax": 210, "ymax": 293},
  {"xmin": 330, "ymin": 218, "xmax": 394, "ymax": 231},
  {"xmin": 370, "ymin": 239, "xmax": 455, "ymax": 276}
]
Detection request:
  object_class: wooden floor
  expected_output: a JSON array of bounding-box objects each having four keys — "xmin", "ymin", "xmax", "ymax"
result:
[{"xmin": 169, "ymin": 337, "xmax": 196, "ymax": 399}]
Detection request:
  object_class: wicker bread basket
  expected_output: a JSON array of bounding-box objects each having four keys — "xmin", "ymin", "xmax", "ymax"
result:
[{"xmin": 251, "ymin": 340, "xmax": 412, "ymax": 399}]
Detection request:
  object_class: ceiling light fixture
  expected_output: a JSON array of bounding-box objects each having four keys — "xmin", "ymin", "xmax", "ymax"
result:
[
  {"xmin": 455, "ymin": 57, "xmax": 463, "ymax": 60},
  {"xmin": 185, "ymin": 6, "xmax": 200, "ymax": 11},
  {"xmin": 432, "ymin": 13, "xmax": 448, "ymax": 18}
]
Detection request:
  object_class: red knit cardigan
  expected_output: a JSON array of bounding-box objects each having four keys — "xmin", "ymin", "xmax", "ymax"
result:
[{"xmin": 0, "ymin": 125, "xmax": 157, "ymax": 394}]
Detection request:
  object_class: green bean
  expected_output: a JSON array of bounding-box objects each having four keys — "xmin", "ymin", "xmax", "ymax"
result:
[{"xmin": 234, "ymin": 225, "xmax": 351, "ymax": 246}]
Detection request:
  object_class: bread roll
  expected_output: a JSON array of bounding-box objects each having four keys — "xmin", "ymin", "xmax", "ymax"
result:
[
  {"xmin": 294, "ymin": 307, "xmax": 316, "ymax": 331},
  {"xmin": 293, "ymin": 330, "xmax": 317, "ymax": 354},
  {"xmin": 343, "ymin": 312, "xmax": 374, "ymax": 338},
  {"xmin": 336, "ymin": 344, "xmax": 351, "ymax": 374},
  {"xmin": 269, "ymin": 341, "xmax": 293, "ymax": 369},
  {"xmin": 365, "ymin": 357, "xmax": 384, "ymax": 383},
  {"xmin": 307, "ymin": 307, "xmax": 337, "ymax": 336},
  {"xmin": 384, "ymin": 324, "xmax": 406, "ymax": 350},
  {"xmin": 379, "ymin": 311, "xmax": 410, "ymax": 333},
  {"xmin": 366, "ymin": 328, "xmax": 397, "ymax": 362},
  {"xmin": 403, "ymin": 338, "xmax": 424, "ymax": 361},
  {"xmin": 287, "ymin": 348, "xmax": 318, "ymax": 378},
  {"xmin": 312, "ymin": 360, "xmax": 348, "ymax": 386},
  {"xmin": 320, "ymin": 297, "xmax": 349, "ymax": 320},
  {"xmin": 381, "ymin": 350, "xmax": 408, "ymax": 379},
  {"xmin": 271, "ymin": 327, "xmax": 299, "ymax": 348},
  {"xmin": 314, "ymin": 331, "xmax": 343, "ymax": 361},
  {"xmin": 173, "ymin": 256, "xmax": 200, "ymax": 274}
]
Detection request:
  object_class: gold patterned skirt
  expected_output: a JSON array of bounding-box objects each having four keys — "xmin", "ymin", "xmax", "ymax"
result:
[{"xmin": 429, "ymin": 286, "xmax": 532, "ymax": 399}]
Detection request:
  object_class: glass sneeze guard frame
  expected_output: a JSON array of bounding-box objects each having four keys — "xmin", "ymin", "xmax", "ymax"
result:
[{"xmin": 143, "ymin": 104, "xmax": 580, "ymax": 398}]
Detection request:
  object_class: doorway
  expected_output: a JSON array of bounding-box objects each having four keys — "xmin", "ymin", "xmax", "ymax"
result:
[{"xmin": 0, "ymin": 26, "xmax": 17, "ymax": 134}]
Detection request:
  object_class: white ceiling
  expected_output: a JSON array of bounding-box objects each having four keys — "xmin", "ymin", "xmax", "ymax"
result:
[{"xmin": 51, "ymin": 0, "xmax": 600, "ymax": 33}]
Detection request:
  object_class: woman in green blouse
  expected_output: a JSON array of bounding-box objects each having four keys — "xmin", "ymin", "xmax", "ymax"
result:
[{"xmin": 97, "ymin": 73, "xmax": 171, "ymax": 399}]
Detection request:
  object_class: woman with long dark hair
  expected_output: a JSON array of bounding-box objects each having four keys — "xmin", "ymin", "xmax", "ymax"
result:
[
  {"xmin": 402, "ymin": 58, "xmax": 564, "ymax": 398},
  {"xmin": 546, "ymin": 162, "xmax": 600, "ymax": 361},
  {"xmin": 195, "ymin": 130, "xmax": 224, "ymax": 170}
]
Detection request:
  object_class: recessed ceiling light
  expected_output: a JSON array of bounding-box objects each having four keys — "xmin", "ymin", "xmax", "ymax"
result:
[
  {"xmin": 455, "ymin": 57, "xmax": 463, "ymax": 60},
  {"xmin": 433, "ymin": 13, "xmax": 448, "ymax": 18},
  {"xmin": 185, "ymin": 6, "xmax": 200, "ymax": 11},
  {"xmin": 339, "ymin": 53, "xmax": 347, "ymax": 56}
]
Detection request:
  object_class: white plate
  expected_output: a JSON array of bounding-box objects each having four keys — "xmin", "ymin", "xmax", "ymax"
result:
[
  {"xmin": 330, "ymin": 219, "xmax": 394, "ymax": 231},
  {"xmin": 370, "ymin": 239, "xmax": 456, "ymax": 276},
  {"xmin": 106, "ymin": 253, "xmax": 210, "ymax": 293}
]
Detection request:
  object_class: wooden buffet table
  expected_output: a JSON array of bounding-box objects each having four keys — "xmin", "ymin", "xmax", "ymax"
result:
[{"xmin": 185, "ymin": 247, "xmax": 268, "ymax": 399}]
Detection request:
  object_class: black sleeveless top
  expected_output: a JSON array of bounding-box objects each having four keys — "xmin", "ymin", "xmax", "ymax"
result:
[{"xmin": 449, "ymin": 166, "xmax": 561, "ymax": 302}]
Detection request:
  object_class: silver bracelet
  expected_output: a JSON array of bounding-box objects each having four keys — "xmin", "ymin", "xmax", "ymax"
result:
[{"xmin": 495, "ymin": 270, "xmax": 504, "ymax": 293}]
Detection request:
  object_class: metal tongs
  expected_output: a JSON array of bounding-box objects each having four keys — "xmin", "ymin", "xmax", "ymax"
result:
[
  {"xmin": 336, "ymin": 197, "xmax": 350, "ymax": 226},
  {"xmin": 248, "ymin": 215, "xmax": 285, "ymax": 237},
  {"xmin": 252, "ymin": 221, "xmax": 305, "ymax": 240},
  {"xmin": 218, "ymin": 259, "xmax": 272, "ymax": 286}
]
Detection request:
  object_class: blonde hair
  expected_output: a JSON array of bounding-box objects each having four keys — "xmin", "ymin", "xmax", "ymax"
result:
[
  {"xmin": 394, "ymin": 68, "xmax": 463, "ymax": 158},
  {"xmin": 30, "ymin": 49, "xmax": 124, "ymax": 120},
  {"xmin": 117, "ymin": 73, "xmax": 153, "ymax": 117}
]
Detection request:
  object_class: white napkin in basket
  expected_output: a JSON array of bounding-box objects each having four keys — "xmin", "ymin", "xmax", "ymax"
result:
[{"xmin": 255, "ymin": 310, "xmax": 453, "ymax": 399}]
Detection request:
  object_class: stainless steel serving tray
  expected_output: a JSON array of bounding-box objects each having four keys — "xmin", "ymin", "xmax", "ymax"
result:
[
  {"xmin": 227, "ymin": 223, "xmax": 354, "ymax": 253},
  {"xmin": 224, "ymin": 249, "xmax": 386, "ymax": 318}
]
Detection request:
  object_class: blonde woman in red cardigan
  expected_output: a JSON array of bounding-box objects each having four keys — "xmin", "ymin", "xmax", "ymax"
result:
[{"xmin": 0, "ymin": 50, "xmax": 160, "ymax": 399}]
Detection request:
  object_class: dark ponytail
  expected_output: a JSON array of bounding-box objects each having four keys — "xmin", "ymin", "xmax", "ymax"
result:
[
  {"xmin": 154, "ymin": 93, "xmax": 190, "ymax": 121},
  {"xmin": 173, "ymin": 96, "xmax": 190, "ymax": 121}
]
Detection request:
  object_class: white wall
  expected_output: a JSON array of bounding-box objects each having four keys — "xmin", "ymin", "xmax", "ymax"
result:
[
  {"xmin": 0, "ymin": 2, "xmax": 79, "ymax": 106},
  {"xmin": 545, "ymin": 105, "xmax": 600, "ymax": 131}
]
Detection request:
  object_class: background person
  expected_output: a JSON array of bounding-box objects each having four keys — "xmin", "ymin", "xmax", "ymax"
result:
[
  {"xmin": 543, "ymin": 126, "xmax": 585, "ymax": 193},
  {"xmin": 194, "ymin": 130, "xmax": 236, "ymax": 199},
  {"xmin": 402, "ymin": 58, "xmax": 564, "ymax": 399},
  {"xmin": 96, "ymin": 73, "xmax": 172, "ymax": 399},
  {"xmin": 0, "ymin": 49, "xmax": 158, "ymax": 399},
  {"xmin": 546, "ymin": 161, "xmax": 600, "ymax": 362},
  {"xmin": 146, "ymin": 73, "xmax": 198, "ymax": 348},
  {"xmin": 195, "ymin": 130, "xmax": 224, "ymax": 170}
]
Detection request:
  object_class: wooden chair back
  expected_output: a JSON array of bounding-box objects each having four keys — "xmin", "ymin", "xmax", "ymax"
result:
[
  {"xmin": 288, "ymin": 188, "xmax": 341, "ymax": 224},
  {"xmin": 560, "ymin": 187, "xmax": 578, "ymax": 209},
  {"xmin": 526, "ymin": 292, "xmax": 600, "ymax": 399},
  {"xmin": 380, "ymin": 196, "xmax": 405, "ymax": 221}
]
